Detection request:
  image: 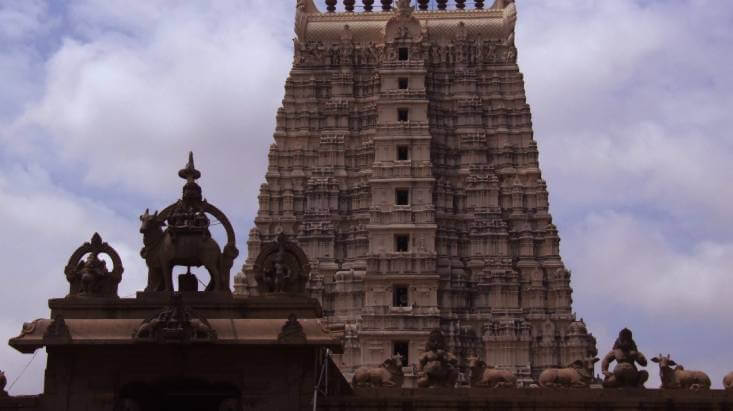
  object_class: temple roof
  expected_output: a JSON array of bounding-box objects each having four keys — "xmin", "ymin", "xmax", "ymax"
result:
[{"xmin": 9, "ymin": 317, "xmax": 341, "ymax": 354}]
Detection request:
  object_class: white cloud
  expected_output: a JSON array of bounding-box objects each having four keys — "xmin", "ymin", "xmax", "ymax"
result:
[
  {"xmin": 0, "ymin": 162, "xmax": 146, "ymax": 394},
  {"xmin": 7, "ymin": 1, "xmax": 294, "ymax": 219},
  {"xmin": 566, "ymin": 211, "xmax": 733, "ymax": 318}
]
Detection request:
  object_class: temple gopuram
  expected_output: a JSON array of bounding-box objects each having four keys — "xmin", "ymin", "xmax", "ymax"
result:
[
  {"xmin": 2, "ymin": 1, "xmax": 732, "ymax": 411},
  {"xmin": 234, "ymin": 0, "xmax": 595, "ymax": 383}
]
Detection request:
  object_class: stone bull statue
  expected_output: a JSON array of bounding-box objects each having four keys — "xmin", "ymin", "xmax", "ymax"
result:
[
  {"xmin": 467, "ymin": 357, "xmax": 517, "ymax": 388},
  {"xmin": 352, "ymin": 356, "xmax": 404, "ymax": 388},
  {"xmin": 651, "ymin": 354, "xmax": 710, "ymax": 390},
  {"xmin": 724, "ymin": 371, "xmax": 733, "ymax": 390},
  {"xmin": 538, "ymin": 357, "xmax": 599, "ymax": 388},
  {"xmin": 140, "ymin": 209, "xmax": 226, "ymax": 292}
]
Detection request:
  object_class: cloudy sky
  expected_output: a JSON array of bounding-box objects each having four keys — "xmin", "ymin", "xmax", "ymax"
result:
[{"xmin": 0, "ymin": 0, "xmax": 731, "ymax": 393}]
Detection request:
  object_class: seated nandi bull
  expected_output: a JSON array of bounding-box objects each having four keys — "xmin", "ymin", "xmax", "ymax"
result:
[
  {"xmin": 467, "ymin": 357, "xmax": 517, "ymax": 388},
  {"xmin": 140, "ymin": 209, "xmax": 226, "ymax": 292},
  {"xmin": 724, "ymin": 371, "xmax": 733, "ymax": 390},
  {"xmin": 352, "ymin": 355, "xmax": 404, "ymax": 388},
  {"xmin": 538, "ymin": 357, "xmax": 599, "ymax": 388},
  {"xmin": 651, "ymin": 354, "xmax": 710, "ymax": 390}
]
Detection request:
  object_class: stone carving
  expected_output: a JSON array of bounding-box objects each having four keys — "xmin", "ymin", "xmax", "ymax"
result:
[
  {"xmin": 253, "ymin": 234, "xmax": 310, "ymax": 295},
  {"xmin": 724, "ymin": 371, "xmax": 733, "ymax": 390},
  {"xmin": 601, "ymin": 328, "xmax": 648, "ymax": 388},
  {"xmin": 133, "ymin": 293, "xmax": 217, "ymax": 343},
  {"xmin": 352, "ymin": 355, "xmax": 405, "ymax": 387},
  {"xmin": 43, "ymin": 315, "xmax": 71, "ymax": 343},
  {"xmin": 651, "ymin": 354, "xmax": 711, "ymax": 390},
  {"xmin": 292, "ymin": 40, "xmax": 519, "ymax": 68},
  {"xmin": 417, "ymin": 329, "xmax": 459, "ymax": 388},
  {"xmin": 278, "ymin": 314, "xmax": 307, "ymax": 344},
  {"xmin": 139, "ymin": 152, "xmax": 238, "ymax": 293},
  {"xmin": 538, "ymin": 357, "xmax": 599, "ymax": 388},
  {"xmin": 64, "ymin": 233, "xmax": 123, "ymax": 298},
  {"xmin": 467, "ymin": 357, "xmax": 517, "ymax": 388}
]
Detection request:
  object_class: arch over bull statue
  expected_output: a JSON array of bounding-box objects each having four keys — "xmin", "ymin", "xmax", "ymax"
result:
[{"xmin": 139, "ymin": 153, "xmax": 238, "ymax": 293}]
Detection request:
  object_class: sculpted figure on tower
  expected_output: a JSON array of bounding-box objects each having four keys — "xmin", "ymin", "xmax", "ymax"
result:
[{"xmin": 601, "ymin": 328, "xmax": 648, "ymax": 388}]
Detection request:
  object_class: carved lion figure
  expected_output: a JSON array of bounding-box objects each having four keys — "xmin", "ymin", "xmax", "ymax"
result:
[
  {"xmin": 467, "ymin": 358, "xmax": 517, "ymax": 388},
  {"xmin": 538, "ymin": 357, "xmax": 599, "ymax": 388},
  {"xmin": 352, "ymin": 356, "xmax": 404, "ymax": 388}
]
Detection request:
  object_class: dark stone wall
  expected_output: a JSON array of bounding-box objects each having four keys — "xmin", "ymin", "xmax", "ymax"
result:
[
  {"xmin": 0, "ymin": 395, "xmax": 42, "ymax": 411},
  {"xmin": 319, "ymin": 388, "xmax": 733, "ymax": 411},
  {"xmin": 36, "ymin": 345, "xmax": 344, "ymax": 411}
]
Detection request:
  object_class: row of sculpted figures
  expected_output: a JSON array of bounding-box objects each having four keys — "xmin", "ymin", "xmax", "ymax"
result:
[
  {"xmin": 294, "ymin": 36, "xmax": 516, "ymax": 68},
  {"xmin": 353, "ymin": 328, "xmax": 733, "ymax": 390}
]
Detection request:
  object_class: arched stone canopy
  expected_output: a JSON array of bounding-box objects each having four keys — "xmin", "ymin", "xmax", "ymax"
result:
[{"xmin": 253, "ymin": 234, "xmax": 311, "ymax": 295}]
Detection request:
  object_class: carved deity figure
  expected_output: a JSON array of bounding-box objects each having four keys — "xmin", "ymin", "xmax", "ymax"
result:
[
  {"xmin": 601, "ymin": 328, "xmax": 648, "ymax": 388},
  {"xmin": 417, "ymin": 329, "xmax": 459, "ymax": 388},
  {"xmin": 254, "ymin": 233, "xmax": 309, "ymax": 295},
  {"xmin": 64, "ymin": 233, "xmax": 123, "ymax": 298}
]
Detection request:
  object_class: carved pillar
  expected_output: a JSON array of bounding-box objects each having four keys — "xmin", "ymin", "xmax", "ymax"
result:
[
  {"xmin": 437, "ymin": 0, "xmax": 448, "ymax": 10},
  {"xmin": 381, "ymin": 0, "xmax": 393, "ymax": 11},
  {"xmin": 326, "ymin": 0, "xmax": 337, "ymax": 12},
  {"xmin": 344, "ymin": 0, "xmax": 355, "ymax": 11},
  {"xmin": 456, "ymin": 0, "xmax": 466, "ymax": 9},
  {"xmin": 363, "ymin": 0, "xmax": 374, "ymax": 11},
  {"xmin": 417, "ymin": 0, "xmax": 429, "ymax": 10},
  {"xmin": 475, "ymin": 0, "xmax": 484, "ymax": 9}
]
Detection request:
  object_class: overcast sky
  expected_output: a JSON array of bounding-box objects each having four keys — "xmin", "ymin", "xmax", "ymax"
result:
[{"xmin": 0, "ymin": 0, "xmax": 731, "ymax": 393}]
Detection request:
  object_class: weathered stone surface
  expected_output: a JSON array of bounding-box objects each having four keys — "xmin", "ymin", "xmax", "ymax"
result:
[
  {"xmin": 417, "ymin": 330, "xmax": 458, "ymax": 388},
  {"xmin": 467, "ymin": 357, "xmax": 517, "ymax": 388},
  {"xmin": 140, "ymin": 152, "xmax": 238, "ymax": 294},
  {"xmin": 651, "ymin": 354, "xmax": 711, "ymax": 390},
  {"xmin": 602, "ymin": 328, "xmax": 649, "ymax": 388},
  {"xmin": 724, "ymin": 371, "xmax": 733, "ymax": 390},
  {"xmin": 352, "ymin": 355, "xmax": 404, "ymax": 387},
  {"xmin": 319, "ymin": 388, "xmax": 733, "ymax": 411},
  {"xmin": 538, "ymin": 356, "xmax": 599, "ymax": 388},
  {"xmin": 64, "ymin": 233, "xmax": 123, "ymax": 298},
  {"xmin": 236, "ymin": 0, "xmax": 596, "ymax": 382}
]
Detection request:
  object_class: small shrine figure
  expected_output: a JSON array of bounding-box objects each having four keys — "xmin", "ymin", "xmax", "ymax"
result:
[
  {"xmin": 254, "ymin": 233, "xmax": 309, "ymax": 295},
  {"xmin": 601, "ymin": 328, "xmax": 649, "ymax": 388},
  {"xmin": 64, "ymin": 232, "xmax": 123, "ymax": 298},
  {"xmin": 417, "ymin": 329, "xmax": 459, "ymax": 388}
]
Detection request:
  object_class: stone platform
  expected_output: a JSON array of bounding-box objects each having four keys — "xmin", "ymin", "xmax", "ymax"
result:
[{"xmin": 320, "ymin": 388, "xmax": 733, "ymax": 411}]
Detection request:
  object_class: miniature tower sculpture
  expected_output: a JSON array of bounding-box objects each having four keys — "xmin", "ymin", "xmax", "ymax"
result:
[{"xmin": 235, "ymin": 0, "xmax": 596, "ymax": 381}]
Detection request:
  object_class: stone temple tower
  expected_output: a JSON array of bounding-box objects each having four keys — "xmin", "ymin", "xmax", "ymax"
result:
[{"xmin": 234, "ymin": 0, "xmax": 596, "ymax": 382}]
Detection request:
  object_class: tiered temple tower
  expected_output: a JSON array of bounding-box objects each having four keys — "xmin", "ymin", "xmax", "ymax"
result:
[{"xmin": 234, "ymin": 0, "xmax": 596, "ymax": 382}]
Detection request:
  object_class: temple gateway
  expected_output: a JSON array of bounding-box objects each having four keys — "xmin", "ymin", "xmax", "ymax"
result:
[{"xmin": 2, "ymin": 1, "xmax": 732, "ymax": 411}]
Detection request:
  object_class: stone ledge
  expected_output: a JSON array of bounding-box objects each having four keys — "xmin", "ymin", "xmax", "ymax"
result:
[{"xmin": 319, "ymin": 388, "xmax": 733, "ymax": 410}]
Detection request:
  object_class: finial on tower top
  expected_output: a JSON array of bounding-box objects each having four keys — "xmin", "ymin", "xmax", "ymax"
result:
[{"xmin": 178, "ymin": 151, "xmax": 201, "ymax": 182}]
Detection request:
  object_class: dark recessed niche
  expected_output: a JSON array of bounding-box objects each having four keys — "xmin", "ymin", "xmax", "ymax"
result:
[{"xmin": 395, "ymin": 234, "xmax": 409, "ymax": 252}]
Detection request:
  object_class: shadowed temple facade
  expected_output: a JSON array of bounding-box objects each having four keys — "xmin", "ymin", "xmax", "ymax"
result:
[{"xmin": 234, "ymin": 0, "xmax": 596, "ymax": 381}]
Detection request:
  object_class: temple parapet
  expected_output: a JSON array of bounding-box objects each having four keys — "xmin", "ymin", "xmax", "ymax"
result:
[{"xmin": 296, "ymin": 0, "xmax": 517, "ymax": 43}]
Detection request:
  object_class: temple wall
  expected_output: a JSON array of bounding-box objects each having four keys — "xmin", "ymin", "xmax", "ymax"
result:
[{"xmin": 319, "ymin": 388, "xmax": 733, "ymax": 411}]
